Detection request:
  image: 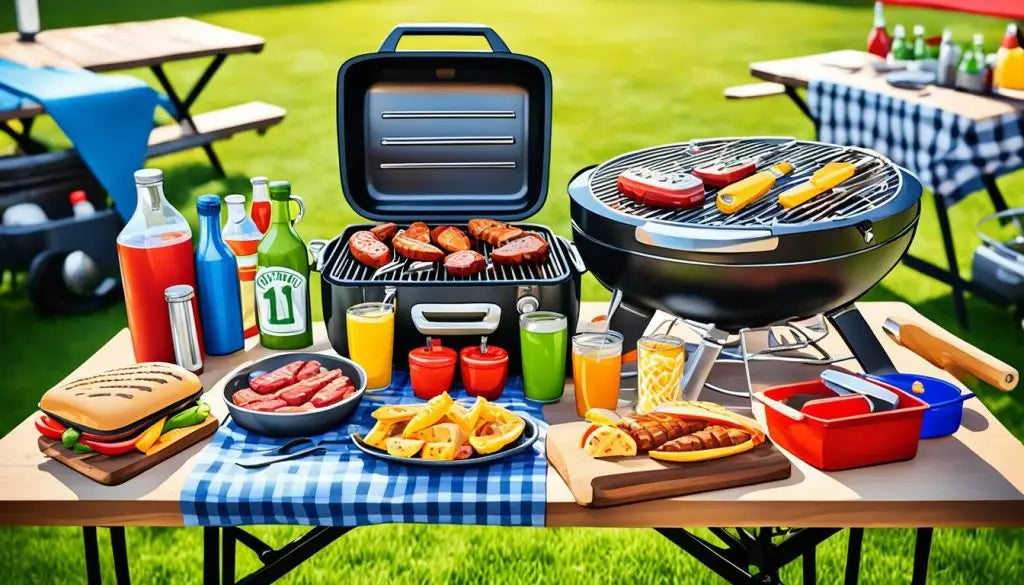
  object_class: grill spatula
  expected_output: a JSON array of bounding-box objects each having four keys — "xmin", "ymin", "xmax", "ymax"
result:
[
  {"xmin": 716, "ymin": 161, "xmax": 794, "ymax": 214},
  {"xmin": 777, "ymin": 156, "xmax": 874, "ymax": 209}
]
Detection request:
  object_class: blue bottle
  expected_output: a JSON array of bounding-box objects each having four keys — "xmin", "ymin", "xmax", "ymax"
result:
[{"xmin": 194, "ymin": 194, "xmax": 245, "ymax": 355}]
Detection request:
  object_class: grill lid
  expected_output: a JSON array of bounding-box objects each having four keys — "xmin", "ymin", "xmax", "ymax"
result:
[{"xmin": 336, "ymin": 24, "xmax": 552, "ymax": 222}]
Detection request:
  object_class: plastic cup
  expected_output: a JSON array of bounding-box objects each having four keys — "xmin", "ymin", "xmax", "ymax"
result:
[
  {"xmin": 635, "ymin": 334, "xmax": 685, "ymax": 414},
  {"xmin": 346, "ymin": 302, "xmax": 394, "ymax": 391},
  {"xmin": 519, "ymin": 311, "xmax": 568, "ymax": 403},
  {"xmin": 571, "ymin": 330, "xmax": 623, "ymax": 418}
]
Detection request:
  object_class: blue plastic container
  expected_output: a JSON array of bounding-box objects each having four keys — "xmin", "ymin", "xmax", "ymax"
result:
[
  {"xmin": 194, "ymin": 195, "xmax": 245, "ymax": 355},
  {"xmin": 867, "ymin": 373, "xmax": 974, "ymax": 439}
]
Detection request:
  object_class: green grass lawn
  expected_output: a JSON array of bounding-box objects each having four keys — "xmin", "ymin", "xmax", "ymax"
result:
[{"xmin": 2, "ymin": 1, "xmax": 1023, "ymax": 583}]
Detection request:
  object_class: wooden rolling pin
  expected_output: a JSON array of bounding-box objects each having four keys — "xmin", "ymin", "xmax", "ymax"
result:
[{"xmin": 882, "ymin": 315, "xmax": 1018, "ymax": 391}]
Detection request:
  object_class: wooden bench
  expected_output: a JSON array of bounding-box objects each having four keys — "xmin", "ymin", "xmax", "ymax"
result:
[
  {"xmin": 723, "ymin": 82, "xmax": 786, "ymax": 100},
  {"xmin": 147, "ymin": 101, "xmax": 286, "ymax": 158}
]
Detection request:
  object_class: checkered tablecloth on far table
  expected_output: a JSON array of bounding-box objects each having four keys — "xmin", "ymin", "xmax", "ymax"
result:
[
  {"xmin": 807, "ymin": 79, "xmax": 1024, "ymax": 206},
  {"xmin": 180, "ymin": 372, "xmax": 547, "ymax": 527}
]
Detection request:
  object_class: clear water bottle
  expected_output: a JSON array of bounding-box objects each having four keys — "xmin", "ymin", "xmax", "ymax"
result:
[
  {"xmin": 1, "ymin": 202, "xmax": 47, "ymax": 226},
  {"xmin": 70, "ymin": 190, "xmax": 96, "ymax": 218}
]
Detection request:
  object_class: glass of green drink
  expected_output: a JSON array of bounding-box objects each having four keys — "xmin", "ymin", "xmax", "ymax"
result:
[{"xmin": 519, "ymin": 311, "xmax": 568, "ymax": 402}]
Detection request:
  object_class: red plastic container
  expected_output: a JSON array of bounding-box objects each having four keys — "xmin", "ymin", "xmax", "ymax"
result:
[
  {"xmin": 757, "ymin": 378, "xmax": 927, "ymax": 471},
  {"xmin": 408, "ymin": 339, "xmax": 457, "ymax": 399},
  {"xmin": 460, "ymin": 344, "xmax": 508, "ymax": 400}
]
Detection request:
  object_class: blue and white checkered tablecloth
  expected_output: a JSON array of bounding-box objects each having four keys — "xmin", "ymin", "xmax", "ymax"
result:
[
  {"xmin": 807, "ymin": 79, "xmax": 1024, "ymax": 206},
  {"xmin": 180, "ymin": 372, "xmax": 547, "ymax": 527}
]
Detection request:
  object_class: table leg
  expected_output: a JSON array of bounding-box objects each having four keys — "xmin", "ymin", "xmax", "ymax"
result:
[
  {"xmin": 223, "ymin": 527, "xmax": 236, "ymax": 585},
  {"xmin": 234, "ymin": 526, "xmax": 351, "ymax": 585},
  {"xmin": 911, "ymin": 528, "xmax": 933, "ymax": 585},
  {"xmin": 783, "ymin": 86, "xmax": 819, "ymax": 137},
  {"xmin": 0, "ymin": 119, "xmax": 47, "ymax": 154},
  {"xmin": 656, "ymin": 528, "xmax": 751, "ymax": 585},
  {"xmin": 204, "ymin": 527, "xmax": 220, "ymax": 585},
  {"xmin": 109, "ymin": 527, "xmax": 131, "ymax": 585},
  {"xmin": 845, "ymin": 528, "xmax": 863, "ymax": 585},
  {"xmin": 802, "ymin": 546, "xmax": 816, "ymax": 585},
  {"xmin": 83, "ymin": 526, "xmax": 102, "ymax": 585},
  {"xmin": 149, "ymin": 56, "xmax": 228, "ymax": 177}
]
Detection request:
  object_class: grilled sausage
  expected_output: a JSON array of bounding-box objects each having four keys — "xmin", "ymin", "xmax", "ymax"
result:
[
  {"xmin": 393, "ymin": 231, "xmax": 445, "ymax": 262},
  {"xmin": 444, "ymin": 250, "xmax": 487, "ymax": 276},
  {"xmin": 370, "ymin": 222, "xmax": 398, "ymax": 243},
  {"xmin": 278, "ymin": 369, "xmax": 343, "ymax": 406},
  {"xmin": 296, "ymin": 360, "xmax": 322, "ymax": 381},
  {"xmin": 491, "ymin": 233, "xmax": 549, "ymax": 265},
  {"xmin": 349, "ymin": 230, "xmax": 391, "ymax": 269},
  {"xmin": 468, "ymin": 218, "xmax": 524, "ymax": 246},
  {"xmin": 311, "ymin": 378, "xmax": 355, "ymax": 408},
  {"xmin": 250, "ymin": 361, "xmax": 304, "ymax": 394},
  {"xmin": 655, "ymin": 426, "xmax": 751, "ymax": 452},
  {"xmin": 245, "ymin": 398, "xmax": 288, "ymax": 412},
  {"xmin": 405, "ymin": 221, "xmax": 431, "ymax": 243},
  {"xmin": 431, "ymin": 225, "xmax": 472, "ymax": 253}
]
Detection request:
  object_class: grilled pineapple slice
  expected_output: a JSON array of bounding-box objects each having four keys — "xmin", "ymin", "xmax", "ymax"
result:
[
  {"xmin": 447, "ymin": 396, "xmax": 486, "ymax": 434},
  {"xmin": 469, "ymin": 418, "xmax": 526, "ymax": 455},
  {"xmin": 412, "ymin": 422, "xmax": 466, "ymax": 461},
  {"xmin": 372, "ymin": 404, "xmax": 424, "ymax": 423},
  {"xmin": 403, "ymin": 392, "xmax": 454, "ymax": 438},
  {"xmin": 385, "ymin": 437, "xmax": 425, "ymax": 458}
]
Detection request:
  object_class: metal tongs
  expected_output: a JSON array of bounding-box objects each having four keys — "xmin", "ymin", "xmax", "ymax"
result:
[
  {"xmin": 696, "ymin": 139, "xmax": 799, "ymax": 173},
  {"xmin": 371, "ymin": 259, "xmax": 433, "ymax": 279},
  {"xmin": 820, "ymin": 370, "xmax": 899, "ymax": 412}
]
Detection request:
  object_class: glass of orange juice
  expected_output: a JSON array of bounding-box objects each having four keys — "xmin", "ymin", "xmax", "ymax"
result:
[
  {"xmin": 635, "ymin": 334, "xmax": 685, "ymax": 414},
  {"xmin": 346, "ymin": 302, "xmax": 395, "ymax": 391},
  {"xmin": 571, "ymin": 331, "xmax": 623, "ymax": 418}
]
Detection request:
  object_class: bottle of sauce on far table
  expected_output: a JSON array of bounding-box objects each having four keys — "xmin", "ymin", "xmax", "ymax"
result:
[
  {"xmin": 222, "ymin": 194, "xmax": 262, "ymax": 338},
  {"xmin": 957, "ymin": 33, "xmax": 988, "ymax": 94},
  {"xmin": 866, "ymin": 2, "xmax": 891, "ymax": 59},
  {"xmin": 117, "ymin": 169, "xmax": 203, "ymax": 362},
  {"xmin": 994, "ymin": 23, "xmax": 1024, "ymax": 91},
  {"xmin": 255, "ymin": 181, "xmax": 312, "ymax": 349},
  {"xmin": 249, "ymin": 176, "xmax": 271, "ymax": 233},
  {"xmin": 888, "ymin": 25, "xmax": 913, "ymax": 65},
  {"xmin": 937, "ymin": 29, "xmax": 960, "ymax": 87}
]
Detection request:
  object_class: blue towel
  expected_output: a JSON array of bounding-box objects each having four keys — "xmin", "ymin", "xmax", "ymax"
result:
[
  {"xmin": 0, "ymin": 59, "xmax": 159, "ymax": 219},
  {"xmin": 181, "ymin": 372, "xmax": 548, "ymax": 527},
  {"xmin": 0, "ymin": 87, "xmax": 23, "ymax": 113}
]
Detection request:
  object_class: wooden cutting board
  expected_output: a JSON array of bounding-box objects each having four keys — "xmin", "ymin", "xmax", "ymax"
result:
[
  {"xmin": 37, "ymin": 417, "xmax": 218, "ymax": 486},
  {"xmin": 547, "ymin": 421, "xmax": 792, "ymax": 508}
]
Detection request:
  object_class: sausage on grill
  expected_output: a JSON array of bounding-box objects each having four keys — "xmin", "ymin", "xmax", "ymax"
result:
[
  {"xmin": 468, "ymin": 218, "xmax": 524, "ymax": 246},
  {"xmin": 370, "ymin": 222, "xmax": 398, "ymax": 243},
  {"xmin": 655, "ymin": 426, "xmax": 751, "ymax": 452},
  {"xmin": 491, "ymin": 233, "xmax": 549, "ymax": 265},
  {"xmin": 444, "ymin": 250, "xmax": 487, "ymax": 276},
  {"xmin": 431, "ymin": 225, "xmax": 472, "ymax": 253},
  {"xmin": 393, "ymin": 231, "xmax": 445, "ymax": 262},
  {"xmin": 349, "ymin": 231, "xmax": 391, "ymax": 269},
  {"xmin": 250, "ymin": 361, "xmax": 304, "ymax": 394}
]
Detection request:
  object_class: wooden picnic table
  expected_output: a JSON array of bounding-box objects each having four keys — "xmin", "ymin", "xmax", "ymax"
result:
[
  {"xmin": 0, "ymin": 301, "xmax": 1020, "ymax": 583},
  {"xmin": 746, "ymin": 50, "xmax": 1024, "ymax": 330},
  {"xmin": 0, "ymin": 17, "xmax": 284, "ymax": 173}
]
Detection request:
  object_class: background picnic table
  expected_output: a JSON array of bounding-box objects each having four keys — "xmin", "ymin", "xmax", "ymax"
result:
[{"xmin": 1, "ymin": 1, "xmax": 1022, "ymax": 584}]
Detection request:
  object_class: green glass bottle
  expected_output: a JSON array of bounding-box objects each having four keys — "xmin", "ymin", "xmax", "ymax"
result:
[
  {"xmin": 255, "ymin": 181, "xmax": 312, "ymax": 349},
  {"xmin": 912, "ymin": 25, "xmax": 928, "ymax": 60}
]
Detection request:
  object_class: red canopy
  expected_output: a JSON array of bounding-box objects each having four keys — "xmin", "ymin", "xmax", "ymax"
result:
[{"xmin": 884, "ymin": 0, "xmax": 1024, "ymax": 20}]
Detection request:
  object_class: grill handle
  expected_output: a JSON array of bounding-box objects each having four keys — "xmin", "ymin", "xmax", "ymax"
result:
[
  {"xmin": 635, "ymin": 222, "xmax": 779, "ymax": 253},
  {"xmin": 557, "ymin": 235, "xmax": 587, "ymax": 274},
  {"xmin": 308, "ymin": 239, "xmax": 330, "ymax": 273},
  {"xmin": 378, "ymin": 24, "xmax": 511, "ymax": 53},
  {"xmin": 411, "ymin": 303, "xmax": 502, "ymax": 337}
]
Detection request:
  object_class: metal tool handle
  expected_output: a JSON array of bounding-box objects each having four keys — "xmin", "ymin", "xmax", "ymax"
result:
[
  {"xmin": 308, "ymin": 239, "xmax": 330, "ymax": 273},
  {"xmin": 752, "ymin": 391, "xmax": 805, "ymax": 421},
  {"xmin": 378, "ymin": 23, "xmax": 511, "ymax": 53},
  {"xmin": 557, "ymin": 235, "xmax": 587, "ymax": 274},
  {"xmin": 635, "ymin": 222, "xmax": 778, "ymax": 253},
  {"xmin": 410, "ymin": 303, "xmax": 501, "ymax": 336}
]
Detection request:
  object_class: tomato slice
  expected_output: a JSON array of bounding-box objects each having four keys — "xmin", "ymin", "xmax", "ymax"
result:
[
  {"xmin": 79, "ymin": 435, "xmax": 141, "ymax": 456},
  {"xmin": 35, "ymin": 416, "xmax": 65, "ymax": 440}
]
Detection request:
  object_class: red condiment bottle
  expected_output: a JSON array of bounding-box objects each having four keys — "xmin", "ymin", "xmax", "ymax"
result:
[
  {"xmin": 460, "ymin": 338, "xmax": 508, "ymax": 401},
  {"xmin": 866, "ymin": 1, "xmax": 891, "ymax": 59},
  {"xmin": 116, "ymin": 169, "xmax": 204, "ymax": 363},
  {"xmin": 409, "ymin": 338, "xmax": 458, "ymax": 400},
  {"xmin": 249, "ymin": 176, "xmax": 271, "ymax": 233}
]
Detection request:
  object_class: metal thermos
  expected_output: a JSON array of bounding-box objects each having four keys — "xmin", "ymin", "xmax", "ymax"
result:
[
  {"xmin": 14, "ymin": 0, "xmax": 39, "ymax": 42},
  {"xmin": 937, "ymin": 29, "xmax": 960, "ymax": 88},
  {"xmin": 165, "ymin": 284, "xmax": 204, "ymax": 374}
]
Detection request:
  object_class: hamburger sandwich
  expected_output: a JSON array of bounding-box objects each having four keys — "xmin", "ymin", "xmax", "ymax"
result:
[{"xmin": 36, "ymin": 362, "xmax": 212, "ymax": 456}]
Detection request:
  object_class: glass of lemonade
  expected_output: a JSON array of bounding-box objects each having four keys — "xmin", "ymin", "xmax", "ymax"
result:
[
  {"xmin": 346, "ymin": 302, "xmax": 395, "ymax": 391},
  {"xmin": 520, "ymin": 311, "xmax": 568, "ymax": 402},
  {"xmin": 635, "ymin": 334, "xmax": 685, "ymax": 414},
  {"xmin": 571, "ymin": 331, "xmax": 623, "ymax": 418}
]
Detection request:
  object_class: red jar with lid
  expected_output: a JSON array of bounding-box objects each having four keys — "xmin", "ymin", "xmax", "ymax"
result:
[
  {"xmin": 409, "ymin": 339, "xmax": 457, "ymax": 399},
  {"xmin": 460, "ymin": 343, "xmax": 509, "ymax": 400}
]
